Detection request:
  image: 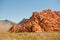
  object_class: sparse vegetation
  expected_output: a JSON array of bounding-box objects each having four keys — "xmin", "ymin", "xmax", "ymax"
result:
[{"xmin": 0, "ymin": 32, "xmax": 60, "ymax": 40}]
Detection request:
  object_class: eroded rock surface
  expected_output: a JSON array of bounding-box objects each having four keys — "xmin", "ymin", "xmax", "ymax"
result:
[{"xmin": 9, "ymin": 9, "xmax": 60, "ymax": 32}]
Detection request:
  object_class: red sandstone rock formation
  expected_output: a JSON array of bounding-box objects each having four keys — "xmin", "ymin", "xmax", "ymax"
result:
[{"xmin": 9, "ymin": 9, "xmax": 60, "ymax": 32}]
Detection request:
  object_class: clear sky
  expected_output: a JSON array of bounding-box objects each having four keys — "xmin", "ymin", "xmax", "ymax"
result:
[{"xmin": 0, "ymin": 0, "xmax": 60, "ymax": 23}]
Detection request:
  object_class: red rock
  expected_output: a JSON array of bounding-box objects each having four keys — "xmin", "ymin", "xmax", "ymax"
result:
[{"xmin": 9, "ymin": 9, "xmax": 60, "ymax": 32}]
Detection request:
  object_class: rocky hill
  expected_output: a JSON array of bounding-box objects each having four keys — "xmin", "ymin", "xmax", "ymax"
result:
[
  {"xmin": 18, "ymin": 18, "xmax": 28, "ymax": 24},
  {"xmin": 9, "ymin": 9, "xmax": 60, "ymax": 32},
  {"xmin": 0, "ymin": 20, "xmax": 13, "ymax": 32}
]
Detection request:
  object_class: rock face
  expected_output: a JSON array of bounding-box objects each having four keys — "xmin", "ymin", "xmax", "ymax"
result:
[{"xmin": 9, "ymin": 9, "xmax": 60, "ymax": 32}]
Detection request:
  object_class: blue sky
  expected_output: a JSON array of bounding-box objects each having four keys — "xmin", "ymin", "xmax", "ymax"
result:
[{"xmin": 0, "ymin": 0, "xmax": 60, "ymax": 23}]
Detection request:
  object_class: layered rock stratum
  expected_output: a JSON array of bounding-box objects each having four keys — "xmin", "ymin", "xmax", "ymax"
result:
[{"xmin": 9, "ymin": 9, "xmax": 60, "ymax": 32}]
